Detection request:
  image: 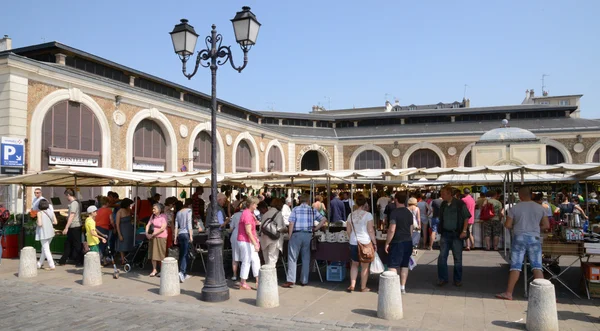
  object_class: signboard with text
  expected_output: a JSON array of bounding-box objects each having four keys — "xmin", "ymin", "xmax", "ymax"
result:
[
  {"xmin": 1, "ymin": 137, "xmax": 25, "ymax": 167},
  {"xmin": 133, "ymin": 163, "xmax": 165, "ymax": 172},
  {"xmin": 49, "ymin": 155, "xmax": 99, "ymax": 167}
]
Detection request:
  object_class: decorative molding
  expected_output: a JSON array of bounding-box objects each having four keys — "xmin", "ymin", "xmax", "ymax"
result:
[
  {"xmin": 391, "ymin": 148, "xmax": 401, "ymax": 158},
  {"xmin": 179, "ymin": 124, "xmax": 188, "ymax": 138},
  {"xmin": 573, "ymin": 143, "xmax": 585, "ymax": 154},
  {"xmin": 188, "ymin": 122, "xmax": 225, "ymax": 173},
  {"xmin": 68, "ymin": 87, "xmax": 82, "ymax": 103},
  {"xmin": 231, "ymin": 132, "xmax": 260, "ymax": 173},
  {"xmin": 349, "ymin": 144, "xmax": 391, "ymax": 170},
  {"xmin": 540, "ymin": 137, "xmax": 573, "ymax": 163},
  {"xmin": 586, "ymin": 140, "xmax": 600, "ymax": 163},
  {"xmin": 264, "ymin": 139, "xmax": 286, "ymax": 172},
  {"xmin": 226, "ymin": 134, "xmax": 233, "ymax": 146},
  {"xmin": 447, "ymin": 147, "xmax": 457, "ymax": 156},
  {"xmin": 296, "ymin": 144, "xmax": 333, "ymax": 171},
  {"xmin": 458, "ymin": 143, "xmax": 476, "ymax": 167},
  {"xmin": 260, "ymin": 141, "xmax": 265, "ymax": 152},
  {"xmin": 112, "ymin": 110, "xmax": 126, "ymax": 126},
  {"xmin": 401, "ymin": 142, "xmax": 447, "ymax": 169}
]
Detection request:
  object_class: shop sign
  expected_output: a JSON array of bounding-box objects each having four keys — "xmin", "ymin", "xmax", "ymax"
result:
[
  {"xmin": 133, "ymin": 163, "xmax": 165, "ymax": 172},
  {"xmin": 49, "ymin": 155, "xmax": 99, "ymax": 167},
  {"xmin": 1, "ymin": 137, "xmax": 25, "ymax": 167}
]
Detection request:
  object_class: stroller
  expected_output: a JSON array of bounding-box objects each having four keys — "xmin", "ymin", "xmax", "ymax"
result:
[
  {"xmin": 104, "ymin": 240, "xmax": 120, "ymax": 279},
  {"xmin": 122, "ymin": 237, "xmax": 149, "ymax": 273}
]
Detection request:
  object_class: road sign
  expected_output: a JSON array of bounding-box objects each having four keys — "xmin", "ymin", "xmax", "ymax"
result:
[
  {"xmin": 1, "ymin": 137, "xmax": 25, "ymax": 167},
  {"xmin": 1, "ymin": 167, "xmax": 23, "ymax": 175}
]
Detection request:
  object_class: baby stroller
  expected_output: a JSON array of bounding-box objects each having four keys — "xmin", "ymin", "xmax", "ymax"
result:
[{"xmin": 123, "ymin": 237, "xmax": 149, "ymax": 273}]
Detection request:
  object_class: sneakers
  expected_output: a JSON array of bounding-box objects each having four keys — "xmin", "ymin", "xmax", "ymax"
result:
[
  {"xmin": 185, "ymin": 275, "xmax": 192, "ymax": 281},
  {"xmin": 231, "ymin": 276, "xmax": 238, "ymax": 281},
  {"xmin": 179, "ymin": 272, "xmax": 185, "ymax": 283},
  {"xmin": 401, "ymin": 289, "xmax": 406, "ymax": 294}
]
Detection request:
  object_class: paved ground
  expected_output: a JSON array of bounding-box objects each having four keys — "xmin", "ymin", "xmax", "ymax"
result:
[{"xmin": 1, "ymin": 250, "xmax": 600, "ymax": 330}]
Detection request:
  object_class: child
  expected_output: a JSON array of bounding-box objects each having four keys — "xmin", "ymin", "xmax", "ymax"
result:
[{"xmin": 85, "ymin": 206, "xmax": 107, "ymax": 255}]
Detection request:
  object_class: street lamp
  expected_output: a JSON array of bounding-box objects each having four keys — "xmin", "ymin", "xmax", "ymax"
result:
[
  {"xmin": 170, "ymin": 6, "xmax": 260, "ymax": 303},
  {"xmin": 268, "ymin": 160, "xmax": 275, "ymax": 172}
]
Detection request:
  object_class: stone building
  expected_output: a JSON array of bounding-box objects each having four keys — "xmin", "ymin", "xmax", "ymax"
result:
[{"xmin": 1, "ymin": 38, "xmax": 599, "ymax": 206}]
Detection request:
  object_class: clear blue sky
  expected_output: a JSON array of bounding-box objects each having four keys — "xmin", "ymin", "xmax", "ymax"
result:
[{"xmin": 2, "ymin": 0, "xmax": 599, "ymax": 117}]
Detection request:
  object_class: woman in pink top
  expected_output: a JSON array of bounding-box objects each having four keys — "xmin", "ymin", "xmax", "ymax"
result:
[
  {"xmin": 146, "ymin": 203, "xmax": 168, "ymax": 277},
  {"xmin": 237, "ymin": 197, "xmax": 261, "ymax": 290}
]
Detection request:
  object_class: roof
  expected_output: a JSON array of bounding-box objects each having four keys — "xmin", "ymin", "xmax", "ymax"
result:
[
  {"xmin": 478, "ymin": 126, "xmax": 538, "ymax": 143},
  {"xmin": 532, "ymin": 94, "xmax": 584, "ymax": 99}
]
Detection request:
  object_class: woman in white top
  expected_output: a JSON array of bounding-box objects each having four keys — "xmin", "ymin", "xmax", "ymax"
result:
[
  {"xmin": 35, "ymin": 199, "xmax": 57, "ymax": 270},
  {"xmin": 229, "ymin": 201, "xmax": 246, "ymax": 281},
  {"xmin": 346, "ymin": 194, "xmax": 377, "ymax": 292},
  {"xmin": 407, "ymin": 197, "xmax": 421, "ymax": 255}
]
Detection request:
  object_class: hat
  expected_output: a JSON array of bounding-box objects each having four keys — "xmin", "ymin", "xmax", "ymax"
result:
[
  {"xmin": 87, "ymin": 206, "xmax": 98, "ymax": 213},
  {"xmin": 408, "ymin": 197, "xmax": 418, "ymax": 205}
]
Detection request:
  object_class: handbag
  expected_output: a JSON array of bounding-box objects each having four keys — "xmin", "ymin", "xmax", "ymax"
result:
[
  {"xmin": 82, "ymin": 242, "xmax": 90, "ymax": 255},
  {"xmin": 260, "ymin": 211, "xmax": 281, "ymax": 240},
  {"xmin": 350, "ymin": 211, "xmax": 374, "ymax": 263}
]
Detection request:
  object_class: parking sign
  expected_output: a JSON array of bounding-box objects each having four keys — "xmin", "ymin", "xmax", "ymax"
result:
[{"xmin": 1, "ymin": 137, "xmax": 25, "ymax": 167}]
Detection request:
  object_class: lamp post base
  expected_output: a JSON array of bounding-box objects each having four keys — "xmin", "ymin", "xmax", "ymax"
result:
[{"xmin": 200, "ymin": 228, "xmax": 230, "ymax": 302}]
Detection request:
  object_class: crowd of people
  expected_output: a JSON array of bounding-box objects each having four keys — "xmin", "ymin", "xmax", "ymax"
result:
[{"xmin": 23, "ymin": 183, "xmax": 599, "ymax": 298}]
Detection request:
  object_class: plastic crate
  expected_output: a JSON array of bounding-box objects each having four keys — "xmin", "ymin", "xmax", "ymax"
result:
[
  {"xmin": 582, "ymin": 262, "xmax": 600, "ymax": 282},
  {"xmin": 326, "ymin": 262, "xmax": 346, "ymax": 282}
]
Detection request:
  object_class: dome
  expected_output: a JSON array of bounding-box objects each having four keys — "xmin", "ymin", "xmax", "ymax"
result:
[{"xmin": 479, "ymin": 126, "xmax": 538, "ymax": 142}]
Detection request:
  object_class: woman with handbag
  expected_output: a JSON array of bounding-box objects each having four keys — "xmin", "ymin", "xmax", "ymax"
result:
[
  {"xmin": 259, "ymin": 198, "xmax": 286, "ymax": 266},
  {"xmin": 346, "ymin": 194, "xmax": 377, "ymax": 293},
  {"xmin": 35, "ymin": 199, "xmax": 57, "ymax": 270},
  {"xmin": 146, "ymin": 203, "xmax": 168, "ymax": 277}
]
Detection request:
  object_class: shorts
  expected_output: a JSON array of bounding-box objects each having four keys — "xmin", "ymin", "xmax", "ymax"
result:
[
  {"xmin": 420, "ymin": 218, "xmax": 430, "ymax": 226},
  {"xmin": 89, "ymin": 245, "xmax": 100, "ymax": 253},
  {"xmin": 388, "ymin": 241, "xmax": 412, "ymax": 269},
  {"xmin": 430, "ymin": 217, "xmax": 439, "ymax": 233},
  {"xmin": 349, "ymin": 244, "xmax": 359, "ymax": 262},
  {"xmin": 483, "ymin": 219, "xmax": 502, "ymax": 238},
  {"xmin": 467, "ymin": 224, "xmax": 473, "ymax": 235},
  {"xmin": 510, "ymin": 234, "xmax": 542, "ymax": 272},
  {"xmin": 412, "ymin": 231, "xmax": 421, "ymax": 247}
]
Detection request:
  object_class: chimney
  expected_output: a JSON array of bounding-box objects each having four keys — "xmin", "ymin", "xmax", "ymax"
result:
[
  {"xmin": 465, "ymin": 98, "xmax": 470, "ymax": 108},
  {"xmin": 542, "ymin": 90, "xmax": 549, "ymax": 96},
  {"xmin": 55, "ymin": 53, "xmax": 67, "ymax": 65},
  {"xmin": 0, "ymin": 35, "xmax": 12, "ymax": 51},
  {"xmin": 385, "ymin": 100, "xmax": 392, "ymax": 112},
  {"xmin": 525, "ymin": 89, "xmax": 530, "ymax": 101},
  {"xmin": 529, "ymin": 89, "xmax": 535, "ymax": 98},
  {"xmin": 394, "ymin": 99, "xmax": 400, "ymax": 106}
]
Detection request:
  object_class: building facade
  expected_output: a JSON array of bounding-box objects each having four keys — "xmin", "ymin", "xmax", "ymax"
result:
[{"xmin": 1, "ymin": 39, "xmax": 600, "ymax": 206}]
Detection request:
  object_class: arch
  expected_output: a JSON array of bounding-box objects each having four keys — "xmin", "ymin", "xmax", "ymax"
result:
[
  {"xmin": 264, "ymin": 139, "xmax": 286, "ymax": 172},
  {"xmin": 349, "ymin": 144, "xmax": 390, "ymax": 170},
  {"xmin": 126, "ymin": 108, "xmax": 177, "ymax": 173},
  {"xmin": 231, "ymin": 132, "xmax": 260, "ymax": 173},
  {"xmin": 188, "ymin": 122, "xmax": 225, "ymax": 173},
  {"xmin": 458, "ymin": 142, "xmax": 476, "ymax": 167},
  {"xmin": 586, "ymin": 140, "xmax": 600, "ymax": 163},
  {"xmin": 546, "ymin": 146, "xmax": 565, "ymax": 165},
  {"xmin": 402, "ymin": 142, "xmax": 447, "ymax": 169},
  {"xmin": 540, "ymin": 138, "xmax": 572, "ymax": 163},
  {"xmin": 296, "ymin": 144, "xmax": 333, "ymax": 170},
  {"xmin": 29, "ymin": 88, "xmax": 111, "ymax": 173}
]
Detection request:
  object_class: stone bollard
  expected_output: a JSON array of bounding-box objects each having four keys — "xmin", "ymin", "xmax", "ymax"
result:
[
  {"xmin": 83, "ymin": 252, "xmax": 102, "ymax": 286},
  {"xmin": 256, "ymin": 265, "xmax": 279, "ymax": 308},
  {"xmin": 377, "ymin": 271, "xmax": 403, "ymax": 320},
  {"xmin": 159, "ymin": 257, "xmax": 180, "ymax": 296},
  {"xmin": 526, "ymin": 279, "xmax": 559, "ymax": 331},
  {"xmin": 18, "ymin": 247, "xmax": 38, "ymax": 278}
]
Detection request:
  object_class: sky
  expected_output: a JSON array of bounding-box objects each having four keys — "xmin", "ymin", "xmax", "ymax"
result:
[{"xmin": 2, "ymin": 0, "xmax": 599, "ymax": 118}]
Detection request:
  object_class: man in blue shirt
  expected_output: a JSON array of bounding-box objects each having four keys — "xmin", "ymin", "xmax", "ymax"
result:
[
  {"xmin": 329, "ymin": 192, "xmax": 346, "ymax": 223},
  {"xmin": 282, "ymin": 194, "xmax": 327, "ymax": 288}
]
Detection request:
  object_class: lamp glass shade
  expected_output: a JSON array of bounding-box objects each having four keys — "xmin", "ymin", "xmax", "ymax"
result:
[
  {"xmin": 231, "ymin": 6, "xmax": 261, "ymax": 47},
  {"xmin": 192, "ymin": 147, "xmax": 200, "ymax": 158},
  {"xmin": 170, "ymin": 19, "xmax": 199, "ymax": 56}
]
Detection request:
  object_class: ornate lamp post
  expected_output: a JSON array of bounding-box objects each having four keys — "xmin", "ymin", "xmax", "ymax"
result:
[{"xmin": 169, "ymin": 6, "xmax": 260, "ymax": 302}]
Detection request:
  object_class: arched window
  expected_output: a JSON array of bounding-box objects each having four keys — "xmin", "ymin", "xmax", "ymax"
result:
[
  {"xmin": 41, "ymin": 100, "xmax": 102, "ymax": 207},
  {"xmin": 133, "ymin": 119, "xmax": 166, "ymax": 171},
  {"xmin": 354, "ymin": 150, "xmax": 385, "ymax": 170},
  {"xmin": 464, "ymin": 151, "xmax": 472, "ymax": 167},
  {"xmin": 267, "ymin": 145, "xmax": 283, "ymax": 172},
  {"xmin": 407, "ymin": 149, "xmax": 441, "ymax": 168},
  {"xmin": 546, "ymin": 146, "xmax": 565, "ymax": 165},
  {"xmin": 594, "ymin": 149, "xmax": 600, "ymax": 163},
  {"xmin": 193, "ymin": 131, "xmax": 212, "ymax": 170},
  {"xmin": 236, "ymin": 140, "xmax": 253, "ymax": 172}
]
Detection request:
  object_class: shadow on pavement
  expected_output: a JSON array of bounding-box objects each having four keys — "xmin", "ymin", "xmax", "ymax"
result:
[
  {"xmin": 351, "ymin": 308, "xmax": 377, "ymax": 318},
  {"xmin": 239, "ymin": 298, "xmax": 256, "ymax": 306},
  {"xmin": 180, "ymin": 288, "xmax": 202, "ymax": 300},
  {"xmin": 558, "ymin": 310, "xmax": 600, "ymax": 323},
  {"xmin": 491, "ymin": 320, "xmax": 526, "ymax": 330},
  {"xmin": 147, "ymin": 288, "xmax": 159, "ymax": 295}
]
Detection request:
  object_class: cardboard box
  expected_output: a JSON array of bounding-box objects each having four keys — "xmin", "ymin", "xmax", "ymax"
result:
[{"xmin": 582, "ymin": 262, "xmax": 600, "ymax": 282}]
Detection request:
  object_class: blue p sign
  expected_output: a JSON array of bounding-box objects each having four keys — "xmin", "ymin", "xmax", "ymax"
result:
[{"xmin": 1, "ymin": 137, "xmax": 25, "ymax": 167}]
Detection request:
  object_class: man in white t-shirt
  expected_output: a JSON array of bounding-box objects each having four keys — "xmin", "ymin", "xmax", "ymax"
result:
[{"xmin": 496, "ymin": 187, "xmax": 549, "ymax": 301}]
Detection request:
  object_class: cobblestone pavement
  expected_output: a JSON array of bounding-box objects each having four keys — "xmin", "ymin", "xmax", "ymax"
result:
[{"xmin": 0, "ymin": 279, "xmax": 422, "ymax": 331}]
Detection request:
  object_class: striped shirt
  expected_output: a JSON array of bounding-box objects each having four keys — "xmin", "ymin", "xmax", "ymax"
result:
[{"xmin": 289, "ymin": 203, "xmax": 325, "ymax": 232}]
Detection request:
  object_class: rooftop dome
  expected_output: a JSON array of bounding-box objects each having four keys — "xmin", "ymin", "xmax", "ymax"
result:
[{"xmin": 478, "ymin": 120, "xmax": 538, "ymax": 142}]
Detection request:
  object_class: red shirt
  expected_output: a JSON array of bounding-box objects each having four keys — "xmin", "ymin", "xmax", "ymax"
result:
[
  {"xmin": 135, "ymin": 200, "xmax": 153, "ymax": 220},
  {"xmin": 95, "ymin": 207, "xmax": 112, "ymax": 229}
]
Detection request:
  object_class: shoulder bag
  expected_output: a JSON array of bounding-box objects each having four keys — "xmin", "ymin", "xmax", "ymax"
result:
[
  {"xmin": 260, "ymin": 211, "xmax": 281, "ymax": 240},
  {"xmin": 350, "ymin": 211, "xmax": 374, "ymax": 263}
]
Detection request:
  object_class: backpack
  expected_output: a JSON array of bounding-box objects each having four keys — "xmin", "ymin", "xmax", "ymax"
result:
[
  {"xmin": 260, "ymin": 211, "xmax": 281, "ymax": 240},
  {"xmin": 480, "ymin": 200, "xmax": 496, "ymax": 221}
]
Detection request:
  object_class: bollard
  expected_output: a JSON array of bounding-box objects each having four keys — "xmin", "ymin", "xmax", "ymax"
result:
[
  {"xmin": 526, "ymin": 279, "xmax": 559, "ymax": 331},
  {"xmin": 159, "ymin": 257, "xmax": 180, "ymax": 296},
  {"xmin": 256, "ymin": 265, "xmax": 279, "ymax": 308},
  {"xmin": 82, "ymin": 251, "xmax": 102, "ymax": 286},
  {"xmin": 377, "ymin": 271, "xmax": 403, "ymax": 320},
  {"xmin": 18, "ymin": 247, "xmax": 38, "ymax": 278}
]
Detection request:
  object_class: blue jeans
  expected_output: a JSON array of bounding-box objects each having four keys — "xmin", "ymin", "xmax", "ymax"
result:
[
  {"xmin": 510, "ymin": 234, "xmax": 542, "ymax": 272},
  {"xmin": 177, "ymin": 233, "xmax": 190, "ymax": 275},
  {"xmin": 437, "ymin": 231, "xmax": 463, "ymax": 283},
  {"xmin": 97, "ymin": 227, "xmax": 110, "ymax": 259},
  {"xmin": 287, "ymin": 232, "xmax": 312, "ymax": 284}
]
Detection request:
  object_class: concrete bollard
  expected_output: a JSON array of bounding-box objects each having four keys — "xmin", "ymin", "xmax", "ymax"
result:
[
  {"xmin": 377, "ymin": 271, "xmax": 403, "ymax": 320},
  {"xmin": 256, "ymin": 265, "xmax": 279, "ymax": 308},
  {"xmin": 159, "ymin": 257, "xmax": 180, "ymax": 296},
  {"xmin": 83, "ymin": 252, "xmax": 102, "ymax": 286},
  {"xmin": 526, "ymin": 279, "xmax": 559, "ymax": 331},
  {"xmin": 18, "ymin": 247, "xmax": 38, "ymax": 278}
]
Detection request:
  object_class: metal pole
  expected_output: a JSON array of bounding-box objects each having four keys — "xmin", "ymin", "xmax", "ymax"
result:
[
  {"xmin": 503, "ymin": 174, "xmax": 507, "ymax": 257},
  {"xmin": 290, "ymin": 177, "xmax": 294, "ymax": 207},
  {"xmin": 370, "ymin": 182, "xmax": 374, "ymax": 220},
  {"xmin": 202, "ymin": 25, "xmax": 229, "ymax": 303},
  {"xmin": 586, "ymin": 181, "xmax": 590, "ymax": 218},
  {"xmin": 133, "ymin": 185, "xmax": 139, "ymax": 247},
  {"xmin": 20, "ymin": 184, "xmax": 26, "ymax": 250},
  {"xmin": 327, "ymin": 175, "xmax": 331, "ymax": 222}
]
